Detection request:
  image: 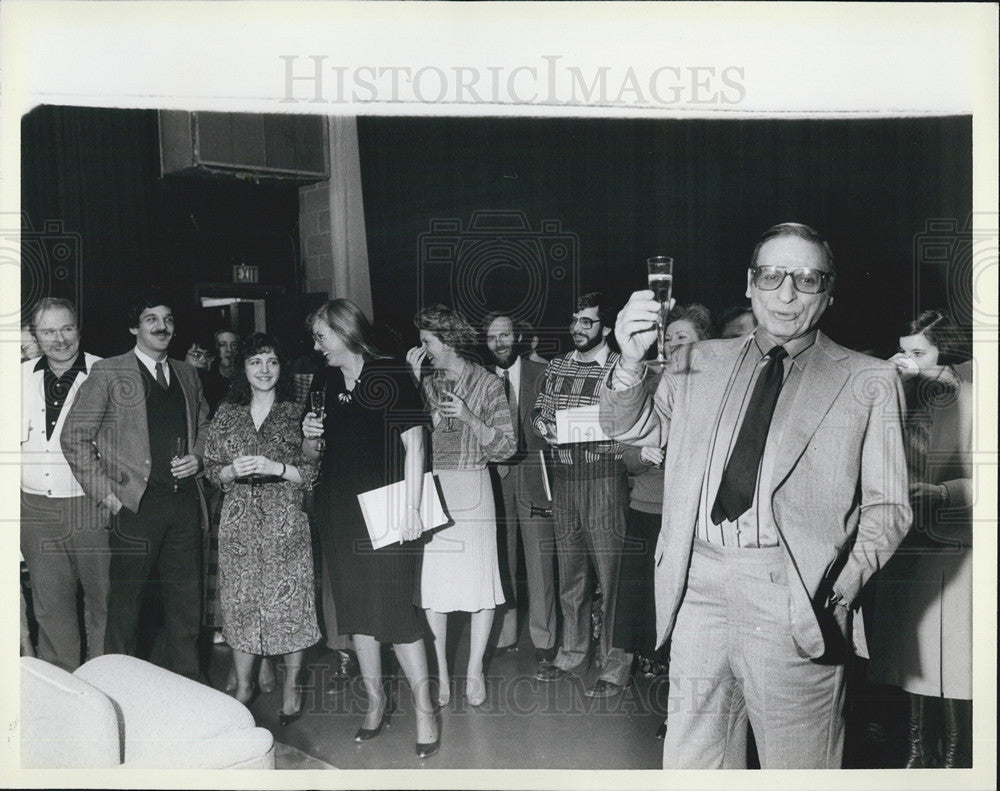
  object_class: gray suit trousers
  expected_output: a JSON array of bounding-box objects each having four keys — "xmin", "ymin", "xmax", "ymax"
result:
[{"xmin": 662, "ymin": 538, "xmax": 846, "ymax": 769}]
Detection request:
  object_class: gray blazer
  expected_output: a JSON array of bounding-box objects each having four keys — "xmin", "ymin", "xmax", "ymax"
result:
[
  {"xmin": 600, "ymin": 332, "xmax": 912, "ymax": 659},
  {"xmin": 61, "ymin": 351, "xmax": 210, "ymax": 522}
]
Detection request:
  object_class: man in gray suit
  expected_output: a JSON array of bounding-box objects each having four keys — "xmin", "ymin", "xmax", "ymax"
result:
[
  {"xmin": 62, "ymin": 296, "xmax": 209, "ymax": 680},
  {"xmin": 483, "ymin": 313, "xmax": 557, "ymax": 668},
  {"xmin": 601, "ymin": 223, "xmax": 911, "ymax": 768}
]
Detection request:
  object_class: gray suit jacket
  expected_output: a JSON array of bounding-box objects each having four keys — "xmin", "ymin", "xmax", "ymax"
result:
[
  {"xmin": 600, "ymin": 332, "xmax": 911, "ymax": 659},
  {"xmin": 495, "ymin": 357, "xmax": 551, "ymax": 506},
  {"xmin": 61, "ymin": 351, "xmax": 210, "ymax": 521}
]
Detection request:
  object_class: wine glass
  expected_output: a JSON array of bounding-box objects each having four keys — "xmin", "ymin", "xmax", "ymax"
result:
[
  {"xmin": 432, "ymin": 370, "xmax": 456, "ymax": 431},
  {"xmin": 172, "ymin": 437, "xmax": 185, "ymax": 492},
  {"xmin": 246, "ymin": 437, "xmax": 260, "ymax": 493},
  {"xmin": 646, "ymin": 256, "xmax": 674, "ymax": 370},
  {"xmin": 309, "ymin": 389, "xmax": 326, "ymax": 453}
]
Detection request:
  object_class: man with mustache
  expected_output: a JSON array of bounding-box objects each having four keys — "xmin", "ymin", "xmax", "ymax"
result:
[
  {"xmin": 530, "ymin": 292, "xmax": 632, "ymax": 698},
  {"xmin": 483, "ymin": 312, "xmax": 557, "ymax": 670},
  {"xmin": 21, "ymin": 298, "xmax": 106, "ymax": 671},
  {"xmin": 62, "ymin": 295, "xmax": 210, "ymax": 680},
  {"xmin": 601, "ymin": 223, "xmax": 910, "ymax": 768}
]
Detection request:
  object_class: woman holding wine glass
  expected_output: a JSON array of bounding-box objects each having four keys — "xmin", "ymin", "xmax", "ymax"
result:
[
  {"xmin": 203, "ymin": 333, "xmax": 321, "ymax": 722},
  {"xmin": 406, "ymin": 305, "xmax": 516, "ymax": 708},
  {"xmin": 302, "ymin": 299, "xmax": 440, "ymax": 757}
]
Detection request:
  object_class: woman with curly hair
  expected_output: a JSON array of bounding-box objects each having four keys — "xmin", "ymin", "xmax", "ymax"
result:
[
  {"xmin": 406, "ymin": 305, "xmax": 516, "ymax": 708},
  {"xmin": 203, "ymin": 333, "xmax": 320, "ymax": 721}
]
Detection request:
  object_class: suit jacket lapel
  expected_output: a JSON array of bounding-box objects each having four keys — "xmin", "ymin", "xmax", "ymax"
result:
[{"xmin": 771, "ymin": 332, "xmax": 850, "ymax": 488}]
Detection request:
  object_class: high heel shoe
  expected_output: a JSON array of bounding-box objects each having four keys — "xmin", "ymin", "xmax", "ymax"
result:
[
  {"xmin": 416, "ymin": 736, "xmax": 440, "ymax": 759},
  {"xmin": 353, "ymin": 711, "xmax": 391, "ymax": 742},
  {"xmin": 466, "ymin": 673, "xmax": 486, "ymax": 707},
  {"xmin": 435, "ymin": 677, "xmax": 451, "ymax": 709},
  {"xmin": 278, "ymin": 708, "xmax": 303, "ymax": 727},
  {"xmin": 259, "ymin": 658, "xmax": 277, "ymax": 694},
  {"xmin": 234, "ymin": 682, "xmax": 259, "ymax": 708}
]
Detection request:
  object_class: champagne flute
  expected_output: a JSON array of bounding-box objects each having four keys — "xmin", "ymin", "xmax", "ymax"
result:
[
  {"xmin": 309, "ymin": 390, "xmax": 326, "ymax": 453},
  {"xmin": 432, "ymin": 370, "xmax": 456, "ymax": 431},
  {"xmin": 247, "ymin": 437, "xmax": 260, "ymax": 493},
  {"xmin": 646, "ymin": 256, "xmax": 674, "ymax": 368},
  {"xmin": 172, "ymin": 437, "xmax": 185, "ymax": 492}
]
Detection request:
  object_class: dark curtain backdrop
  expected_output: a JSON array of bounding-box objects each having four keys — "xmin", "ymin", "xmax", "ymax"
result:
[
  {"xmin": 20, "ymin": 109, "xmax": 971, "ymax": 358},
  {"xmin": 358, "ymin": 116, "xmax": 971, "ymax": 358},
  {"xmin": 21, "ymin": 106, "xmax": 301, "ymax": 357}
]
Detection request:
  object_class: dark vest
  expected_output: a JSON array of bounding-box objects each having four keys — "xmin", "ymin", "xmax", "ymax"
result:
[{"xmin": 139, "ymin": 362, "xmax": 192, "ymax": 496}]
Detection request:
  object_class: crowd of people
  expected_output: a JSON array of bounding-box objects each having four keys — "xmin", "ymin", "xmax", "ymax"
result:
[{"xmin": 19, "ymin": 221, "xmax": 974, "ymax": 769}]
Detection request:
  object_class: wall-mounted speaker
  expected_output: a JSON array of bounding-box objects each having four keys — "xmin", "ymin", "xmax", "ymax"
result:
[{"xmin": 159, "ymin": 111, "xmax": 329, "ymax": 185}]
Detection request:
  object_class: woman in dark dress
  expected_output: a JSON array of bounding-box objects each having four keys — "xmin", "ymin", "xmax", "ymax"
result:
[{"xmin": 302, "ymin": 299, "xmax": 439, "ymax": 758}]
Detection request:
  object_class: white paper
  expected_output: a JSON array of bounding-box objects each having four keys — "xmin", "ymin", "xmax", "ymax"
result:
[
  {"xmin": 555, "ymin": 404, "xmax": 610, "ymax": 444},
  {"xmin": 356, "ymin": 471, "xmax": 448, "ymax": 550}
]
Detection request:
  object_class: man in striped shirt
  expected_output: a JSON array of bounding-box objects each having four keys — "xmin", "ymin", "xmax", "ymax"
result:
[{"xmin": 531, "ymin": 292, "xmax": 632, "ymax": 698}]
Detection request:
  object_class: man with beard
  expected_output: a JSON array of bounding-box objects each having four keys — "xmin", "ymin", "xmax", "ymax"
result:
[
  {"xmin": 483, "ymin": 313, "xmax": 557, "ymax": 669},
  {"xmin": 530, "ymin": 292, "xmax": 632, "ymax": 698},
  {"xmin": 62, "ymin": 295, "xmax": 209, "ymax": 679}
]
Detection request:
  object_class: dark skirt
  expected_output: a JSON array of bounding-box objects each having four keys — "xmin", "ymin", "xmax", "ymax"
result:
[
  {"xmin": 317, "ymin": 493, "xmax": 426, "ymax": 646},
  {"xmin": 611, "ymin": 507, "xmax": 660, "ymax": 656}
]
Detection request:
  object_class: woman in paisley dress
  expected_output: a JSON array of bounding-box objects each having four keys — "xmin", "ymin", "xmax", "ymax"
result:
[{"xmin": 204, "ymin": 333, "xmax": 320, "ymax": 722}]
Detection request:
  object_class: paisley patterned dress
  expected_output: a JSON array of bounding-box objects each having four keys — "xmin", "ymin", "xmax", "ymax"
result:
[{"xmin": 204, "ymin": 399, "xmax": 321, "ymax": 655}]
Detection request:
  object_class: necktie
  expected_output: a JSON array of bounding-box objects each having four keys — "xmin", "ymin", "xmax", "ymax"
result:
[
  {"xmin": 155, "ymin": 361, "xmax": 168, "ymax": 389},
  {"xmin": 710, "ymin": 346, "xmax": 788, "ymax": 525},
  {"xmin": 501, "ymin": 369, "xmax": 511, "ymax": 402}
]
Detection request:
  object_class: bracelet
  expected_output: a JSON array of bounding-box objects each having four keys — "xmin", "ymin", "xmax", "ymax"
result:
[
  {"xmin": 406, "ymin": 504, "xmax": 420, "ymax": 512},
  {"xmin": 280, "ymin": 462, "xmax": 286, "ymax": 478},
  {"xmin": 939, "ymin": 483, "xmax": 949, "ymax": 506}
]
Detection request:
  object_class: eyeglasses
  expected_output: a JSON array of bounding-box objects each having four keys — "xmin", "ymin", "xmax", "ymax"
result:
[
  {"xmin": 569, "ymin": 316, "xmax": 599, "ymax": 330},
  {"xmin": 186, "ymin": 350, "xmax": 212, "ymax": 361},
  {"xmin": 751, "ymin": 266, "xmax": 834, "ymax": 294}
]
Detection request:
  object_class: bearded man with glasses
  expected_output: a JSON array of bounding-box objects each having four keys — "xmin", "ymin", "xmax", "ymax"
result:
[
  {"xmin": 530, "ymin": 292, "xmax": 633, "ymax": 699},
  {"xmin": 600, "ymin": 223, "xmax": 911, "ymax": 768}
]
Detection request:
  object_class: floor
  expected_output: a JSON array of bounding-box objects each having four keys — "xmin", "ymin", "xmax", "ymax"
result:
[
  {"xmin": 207, "ymin": 626, "xmax": 908, "ymax": 771},
  {"xmin": 209, "ymin": 618, "xmax": 668, "ymax": 771}
]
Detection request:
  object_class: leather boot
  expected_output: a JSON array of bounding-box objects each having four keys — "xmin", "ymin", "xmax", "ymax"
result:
[
  {"xmin": 940, "ymin": 698, "xmax": 972, "ymax": 768},
  {"xmin": 903, "ymin": 693, "xmax": 938, "ymax": 768}
]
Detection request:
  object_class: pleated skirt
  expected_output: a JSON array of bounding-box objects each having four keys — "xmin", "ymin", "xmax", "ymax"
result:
[{"xmin": 419, "ymin": 468, "xmax": 505, "ymax": 613}]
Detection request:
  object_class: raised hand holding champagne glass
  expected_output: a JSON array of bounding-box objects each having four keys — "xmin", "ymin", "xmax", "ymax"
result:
[{"xmin": 647, "ymin": 256, "xmax": 674, "ymax": 369}]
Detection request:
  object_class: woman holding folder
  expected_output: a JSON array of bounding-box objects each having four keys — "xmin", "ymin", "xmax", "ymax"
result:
[
  {"xmin": 406, "ymin": 305, "xmax": 517, "ymax": 708},
  {"xmin": 302, "ymin": 300, "xmax": 439, "ymax": 758}
]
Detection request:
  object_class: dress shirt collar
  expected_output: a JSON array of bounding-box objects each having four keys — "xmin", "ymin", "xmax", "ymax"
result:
[
  {"xmin": 571, "ymin": 341, "xmax": 610, "ymax": 367},
  {"xmin": 134, "ymin": 346, "xmax": 170, "ymax": 379},
  {"xmin": 495, "ymin": 355, "xmax": 522, "ymax": 378},
  {"xmin": 34, "ymin": 351, "xmax": 86, "ymax": 377},
  {"xmin": 752, "ymin": 328, "xmax": 818, "ymax": 369}
]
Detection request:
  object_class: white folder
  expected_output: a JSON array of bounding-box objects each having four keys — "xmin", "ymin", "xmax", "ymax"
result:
[
  {"xmin": 357, "ymin": 471, "xmax": 449, "ymax": 550},
  {"xmin": 554, "ymin": 404, "xmax": 610, "ymax": 444}
]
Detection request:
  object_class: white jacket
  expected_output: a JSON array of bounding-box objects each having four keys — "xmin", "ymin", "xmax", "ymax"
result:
[{"xmin": 21, "ymin": 352, "xmax": 101, "ymax": 497}]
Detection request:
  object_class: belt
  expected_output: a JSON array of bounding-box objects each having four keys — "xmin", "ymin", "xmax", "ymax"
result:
[{"xmin": 233, "ymin": 475, "xmax": 284, "ymax": 486}]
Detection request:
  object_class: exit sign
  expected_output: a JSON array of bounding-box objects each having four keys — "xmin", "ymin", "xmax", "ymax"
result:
[{"xmin": 233, "ymin": 264, "xmax": 259, "ymax": 283}]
